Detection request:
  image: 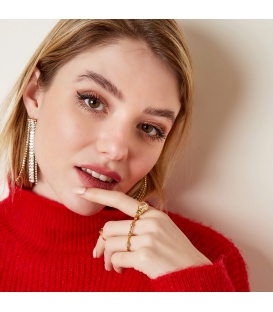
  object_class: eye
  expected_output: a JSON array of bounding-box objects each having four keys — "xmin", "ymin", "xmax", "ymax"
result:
[
  {"xmin": 84, "ymin": 96, "xmax": 104, "ymax": 111},
  {"xmin": 138, "ymin": 122, "xmax": 166, "ymax": 142},
  {"xmin": 141, "ymin": 124, "xmax": 158, "ymax": 136},
  {"xmin": 76, "ymin": 91, "xmax": 107, "ymax": 113}
]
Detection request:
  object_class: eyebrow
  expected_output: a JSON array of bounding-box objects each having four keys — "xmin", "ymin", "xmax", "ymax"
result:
[
  {"xmin": 76, "ymin": 70, "xmax": 124, "ymax": 100},
  {"xmin": 77, "ymin": 70, "xmax": 177, "ymax": 124},
  {"xmin": 144, "ymin": 107, "xmax": 176, "ymax": 124}
]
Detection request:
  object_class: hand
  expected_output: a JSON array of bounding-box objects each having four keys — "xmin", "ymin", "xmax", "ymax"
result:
[{"xmin": 75, "ymin": 188, "xmax": 212, "ymax": 279}]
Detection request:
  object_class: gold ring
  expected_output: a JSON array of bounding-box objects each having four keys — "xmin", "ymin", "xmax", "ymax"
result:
[
  {"xmin": 134, "ymin": 201, "xmax": 149, "ymax": 220},
  {"xmin": 126, "ymin": 234, "xmax": 132, "ymax": 251},
  {"xmin": 126, "ymin": 202, "xmax": 149, "ymax": 251},
  {"xmin": 99, "ymin": 228, "xmax": 106, "ymax": 241},
  {"xmin": 126, "ymin": 220, "xmax": 136, "ymax": 252}
]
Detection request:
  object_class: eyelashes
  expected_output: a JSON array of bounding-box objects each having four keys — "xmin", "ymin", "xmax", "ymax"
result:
[
  {"xmin": 76, "ymin": 91, "xmax": 107, "ymax": 113},
  {"xmin": 137, "ymin": 123, "xmax": 166, "ymax": 142},
  {"xmin": 76, "ymin": 91, "xmax": 167, "ymax": 143}
]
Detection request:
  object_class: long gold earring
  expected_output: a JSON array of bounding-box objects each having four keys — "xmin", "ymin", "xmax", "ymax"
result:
[
  {"xmin": 16, "ymin": 118, "xmax": 38, "ymax": 185},
  {"xmin": 134, "ymin": 176, "xmax": 147, "ymax": 201}
]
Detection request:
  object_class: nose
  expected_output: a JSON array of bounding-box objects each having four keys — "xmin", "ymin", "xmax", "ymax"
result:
[{"xmin": 96, "ymin": 120, "xmax": 130, "ymax": 161}]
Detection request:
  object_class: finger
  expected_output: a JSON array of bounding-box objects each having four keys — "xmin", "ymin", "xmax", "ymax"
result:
[
  {"xmin": 94, "ymin": 222, "xmax": 138, "ymax": 257},
  {"xmin": 93, "ymin": 231, "xmax": 105, "ymax": 258},
  {"xmin": 95, "ymin": 220, "xmax": 134, "ymax": 257},
  {"xmin": 113, "ymin": 266, "xmax": 125, "ymax": 274},
  {"xmin": 103, "ymin": 236, "xmax": 128, "ymax": 270},
  {"xmin": 111, "ymin": 251, "xmax": 140, "ymax": 273},
  {"xmin": 95, "ymin": 216, "xmax": 159, "ymax": 256},
  {"xmin": 106, "ymin": 234, "xmax": 154, "ymax": 271},
  {"xmin": 102, "ymin": 220, "xmax": 132, "ymax": 238},
  {"xmin": 74, "ymin": 188, "xmax": 153, "ymax": 217}
]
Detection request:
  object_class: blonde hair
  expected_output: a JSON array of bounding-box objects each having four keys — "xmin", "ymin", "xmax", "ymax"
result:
[{"xmin": 0, "ymin": 19, "xmax": 193, "ymax": 207}]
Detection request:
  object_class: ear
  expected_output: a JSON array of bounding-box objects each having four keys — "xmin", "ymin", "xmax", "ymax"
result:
[{"xmin": 23, "ymin": 67, "xmax": 42, "ymax": 119}]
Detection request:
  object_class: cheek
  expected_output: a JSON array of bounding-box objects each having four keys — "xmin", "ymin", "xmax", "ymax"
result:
[
  {"xmin": 35, "ymin": 96, "xmax": 92, "ymax": 165},
  {"xmin": 132, "ymin": 145, "xmax": 163, "ymax": 179}
]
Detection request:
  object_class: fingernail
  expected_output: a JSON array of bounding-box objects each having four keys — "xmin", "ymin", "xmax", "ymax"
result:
[
  {"xmin": 93, "ymin": 247, "xmax": 97, "ymax": 258},
  {"xmin": 105, "ymin": 264, "xmax": 110, "ymax": 271},
  {"xmin": 73, "ymin": 187, "xmax": 86, "ymax": 195}
]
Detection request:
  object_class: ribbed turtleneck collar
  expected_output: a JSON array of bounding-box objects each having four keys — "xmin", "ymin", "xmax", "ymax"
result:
[{"xmin": 1, "ymin": 187, "xmax": 125, "ymax": 253}]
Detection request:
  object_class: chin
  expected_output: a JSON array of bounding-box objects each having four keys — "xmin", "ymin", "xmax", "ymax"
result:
[{"xmin": 63, "ymin": 195, "xmax": 105, "ymax": 216}]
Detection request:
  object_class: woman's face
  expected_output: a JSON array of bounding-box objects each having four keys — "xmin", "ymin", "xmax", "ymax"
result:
[{"xmin": 31, "ymin": 39, "xmax": 180, "ymax": 215}]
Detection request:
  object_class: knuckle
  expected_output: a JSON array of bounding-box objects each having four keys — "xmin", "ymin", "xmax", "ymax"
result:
[
  {"xmin": 111, "ymin": 252, "xmax": 121, "ymax": 265},
  {"xmin": 145, "ymin": 218, "xmax": 162, "ymax": 234},
  {"xmin": 104, "ymin": 237, "xmax": 115, "ymax": 252},
  {"xmin": 142, "ymin": 234, "xmax": 154, "ymax": 247},
  {"xmin": 103, "ymin": 221, "xmax": 114, "ymax": 233},
  {"xmin": 137, "ymin": 247, "xmax": 152, "ymax": 263}
]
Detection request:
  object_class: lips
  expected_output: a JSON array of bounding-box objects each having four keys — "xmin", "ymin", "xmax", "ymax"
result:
[{"xmin": 75, "ymin": 165, "xmax": 121, "ymax": 190}]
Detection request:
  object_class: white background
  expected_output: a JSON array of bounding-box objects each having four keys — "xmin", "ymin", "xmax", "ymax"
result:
[{"xmin": 0, "ymin": 19, "xmax": 272, "ymax": 292}]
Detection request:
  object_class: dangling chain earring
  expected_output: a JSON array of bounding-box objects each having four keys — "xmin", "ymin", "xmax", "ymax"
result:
[
  {"xmin": 28, "ymin": 118, "xmax": 37, "ymax": 184},
  {"xmin": 16, "ymin": 118, "xmax": 38, "ymax": 185},
  {"xmin": 134, "ymin": 176, "xmax": 147, "ymax": 201}
]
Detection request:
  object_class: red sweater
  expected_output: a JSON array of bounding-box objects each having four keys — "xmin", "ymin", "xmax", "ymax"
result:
[{"xmin": 0, "ymin": 187, "xmax": 249, "ymax": 292}]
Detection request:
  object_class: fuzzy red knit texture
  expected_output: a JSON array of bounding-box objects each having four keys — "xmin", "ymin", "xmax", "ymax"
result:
[{"xmin": 0, "ymin": 188, "xmax": 250, "ymax": 292}]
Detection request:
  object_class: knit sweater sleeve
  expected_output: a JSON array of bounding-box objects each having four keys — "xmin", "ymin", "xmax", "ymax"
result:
[{"xmin": 149, "ymin": 213, "xmax": 250, "ymax": 292}]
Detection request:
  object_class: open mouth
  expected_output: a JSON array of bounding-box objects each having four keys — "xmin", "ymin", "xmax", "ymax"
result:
[
  {"xmin": 75, "ymin": 165, "xmax": 120, "ymax": 190},
  {"xmin": 80, "ymin": 167, "xmax": 115, "ymax": 183}
]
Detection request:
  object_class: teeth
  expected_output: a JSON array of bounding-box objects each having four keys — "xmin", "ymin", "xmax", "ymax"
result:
[
  {"xmin": 99, "ymin": 174, "xmax": 108, "ymax": 182},
  {"xmin": 81, "ymin": 168, "xmax": 113, "ymax": 183},
  {"xmin": 91, "ymin": 170, "xmax": 100, "ymax": 178}
]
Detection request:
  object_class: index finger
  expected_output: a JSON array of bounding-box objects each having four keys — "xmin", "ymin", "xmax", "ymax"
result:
[{"xmin": 73, "ymin": 187, "xmax": 143, "ymax": 217}]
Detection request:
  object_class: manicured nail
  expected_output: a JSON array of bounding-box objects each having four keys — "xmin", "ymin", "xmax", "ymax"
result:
[
  {"xmin": 93, "ymin": 247, "xmax": 97, "ymax": 258},
  {"xmin": 73, "ymin": 187, "xmax": 86, "ymax": 195}
]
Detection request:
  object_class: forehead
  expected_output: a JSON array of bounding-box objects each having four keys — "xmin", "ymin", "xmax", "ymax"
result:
[{"xmin": 52, "ymin": 39, "xmax": 181, "ymax": 113}]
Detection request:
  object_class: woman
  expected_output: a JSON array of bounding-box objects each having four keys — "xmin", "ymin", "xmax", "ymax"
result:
[{"xmin": 0, "ymin": 19, "xmax": 249, "ymax": 291}]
